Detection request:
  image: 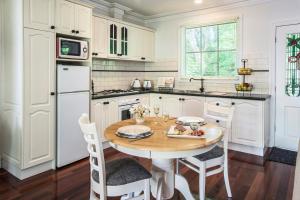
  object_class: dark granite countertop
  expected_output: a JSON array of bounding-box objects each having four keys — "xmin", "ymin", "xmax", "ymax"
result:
[{"xmin": 91, "ymin": 89, "xmax": 271, "ymax": 101}]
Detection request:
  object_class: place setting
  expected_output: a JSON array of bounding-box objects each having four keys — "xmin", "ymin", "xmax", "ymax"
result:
[{"xmin": 115, "ymin": 124, "xmax": 154, "ymax": 142}]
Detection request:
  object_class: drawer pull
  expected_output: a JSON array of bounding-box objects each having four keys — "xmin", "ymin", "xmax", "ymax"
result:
[
  {"xmin": 216, "ymin": 120, "xmax": 220, "ymax": 123},
  {"xmin": 103, "ymin": 102, "xmax": 110, "ymax": 105},
  {"xmin": 216, "ymin": 103, "xmax": 220, "ymax": 106},
  {"xmin": 232, "ymin": 102, "xmax": 235, "ymax": 105}
]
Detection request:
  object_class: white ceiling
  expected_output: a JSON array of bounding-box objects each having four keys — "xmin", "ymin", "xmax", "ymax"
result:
[{"xmin": 104, "ymin": 0, "xmax": 251, "ymax": 17}]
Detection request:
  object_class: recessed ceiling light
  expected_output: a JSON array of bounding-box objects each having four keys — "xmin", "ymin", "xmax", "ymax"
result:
[{"xmin": 194, "ymin": 0, "xmax": 203, "ymax": 4}]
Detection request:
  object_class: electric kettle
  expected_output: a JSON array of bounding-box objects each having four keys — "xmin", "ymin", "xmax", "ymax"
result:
[
  {"xmin": 131, "ymin": 78, "xmax": 141, "ymax": 89},
  {"xmin": 143, "ymin": 80, "xmax": 152, "ymax": 90}
]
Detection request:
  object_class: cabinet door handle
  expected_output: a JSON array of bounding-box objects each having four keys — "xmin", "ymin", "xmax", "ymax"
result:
[
  {"xmin": 103, "ymin": 102, "xmax": 109, "ymax": 105},
  {"xmin": 216, "ymin": 103, "xmax": 220, "ymax": 106},
  {"xmin": 117, "ymin": 53, "xmax": 122, "ymax": 56},
  {"xmin": 179, "ymin": 98, "xmax": 181, "ymax": 101},
  {"xmin": 159, "ymin": 97, "xmax": 162, "ymax": 99},
  {"xmin": 182, "ymin": 98, "xmax": 185, "ymax": 101},
  {"xmin": 50, "ymin": 92, "xmax": 55, "ymax": 96},
  {"xmin": 76, "ymin": 30, "xmax": 79, "ymax": 34},
  {"xmin": 232, "ymin": 102, "xmax": 235, "ymax": 105},
  {"xmin": 71, "ymin": 30, "xmax": 76, "ymax": 33},
  {"xmin": 141, "ymin": 57, "xmax": 146, "ymax": 60},
  {"xmin": 216, "ymin": 120, "xmax": 220, "ymax": 123},
  {"xmin": 50, "ymin": 25, "xmax": 55, "ymax": 29},
  {"xmin": 136, "ymin": 99, "xmax": 140, "ymax": 101}
]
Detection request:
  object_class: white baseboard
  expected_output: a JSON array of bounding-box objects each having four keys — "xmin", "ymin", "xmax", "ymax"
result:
[
  {"xmin": 229, "ymin": 142, "xmax": 265, "ymax": 156},
  {"xmin": 2, "ymin": 155, "xmax": 54, "ymax": 180}
]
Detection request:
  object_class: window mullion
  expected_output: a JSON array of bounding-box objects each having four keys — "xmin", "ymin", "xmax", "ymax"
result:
[
  {"xmin": 200, "ymin": 27, "xmax": 202, "ymax": 77},
  {"xmin": 217, "ymin": 25, "xmax": 220, "ymax": 76}
]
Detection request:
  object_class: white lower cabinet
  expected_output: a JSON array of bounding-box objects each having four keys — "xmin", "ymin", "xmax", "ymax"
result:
[
  {"xmin": 182, "ymin": 96, "xmax": 205, "ymax": 117},
  {"xmin": 150, "ymin": 94, "xmax": 205, "ymax": 117},
  {"xmin": 92, "ymin": 94, "xmax": 269, "ymax": 156},
  {"xmin": 162, "ymin": 95, "xmax": 182, "ymax": 117},
  {"xmin": 231, "ymin": 100, "xmax": 264, "ymax": 147},
  {"xmin": 23, "ymin": 28, "xmax": 55, "ymax": 169},
  {"xmin": 91, "ymin": 98, "xmax": 118, "ymax": 141}
]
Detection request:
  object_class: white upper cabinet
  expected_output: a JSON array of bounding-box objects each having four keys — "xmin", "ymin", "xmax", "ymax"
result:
[
  {"xmin": 56, "ymin": 0, "xmax": 92, "ymax": 38},
  {"xmin": 128, "ymin": 27, "xmax": 155, "ymax": 62},
  {"xmin": 23, "ymin": 28, "xmax": 55, "ymax": 168},
  {"xmin": 74, "ymin": 4, "xmax": 92, "ymax": 38},
  {"xmin": 107, "ymin": 22, "xmax": 129, "ymax": 59},
  {"xmin": 55, "ymin": 0, "xmax": 75, "ymax": 35},
  {"xmin": 24, "ymin": 0, "xmax": 55, "ymax": 31},
  {"xmin": 128, "ymin": 26, "xmax": 143, "ymax": 60},
  {"xmin": 92, "ymin": 16, "xmax": 108, "ymax": 58},
  {"xmin": 142, "ymin": 29, "xmax": 155, "ymax": 62}
]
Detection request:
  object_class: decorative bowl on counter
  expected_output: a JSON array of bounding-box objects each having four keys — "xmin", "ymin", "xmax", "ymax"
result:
[
  {"xmin": 237, "ymin": 68, "xmax": 252, "ymax": 75},
  {"xmin": 235, "ymin": 83, "xmax": 253, "ymax": 92}
]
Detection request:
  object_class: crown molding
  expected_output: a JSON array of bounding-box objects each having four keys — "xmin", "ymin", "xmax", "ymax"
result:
[
  {"xmin": 82, "ymin": 0, "xmax": 273, "ymax": 25},
  {"xmin": 81, "ymin": 0, "xmax": 146, "ymax": 24},
  {"xmin": 144, "ymin": 0, "xmax": 273, "ymax": 23}
]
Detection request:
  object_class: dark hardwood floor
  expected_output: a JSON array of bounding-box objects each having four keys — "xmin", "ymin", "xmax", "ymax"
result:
[{"xmin": 0, "ymin": 148, "xmax": 295, "ymax": 200}]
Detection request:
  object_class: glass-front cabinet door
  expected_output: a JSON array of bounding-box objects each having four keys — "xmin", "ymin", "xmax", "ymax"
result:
[
  {"xmin": 108, "ymin": 22, "xmax": 129, "ymax": 59},
  {"xmin": 121, "ymin": 26, "xmax": 128, "ymax": 57}
]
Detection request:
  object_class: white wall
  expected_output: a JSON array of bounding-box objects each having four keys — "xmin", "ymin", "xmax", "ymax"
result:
[
  {"xmin": 0, "ymin": 0, "xmax": 23, "ymax": 168},
  {"xmin": 0, "ymin": 0, "xmax": 3, "ymax": 168},
  {"xmin": 144, "ymin": 0, "xmax": 300, "ymax": 93}
]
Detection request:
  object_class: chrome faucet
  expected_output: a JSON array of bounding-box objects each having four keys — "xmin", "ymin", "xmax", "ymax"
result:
[{"xmin": 189, "ymin": 78, "xmax": 205, "ymax": 93}]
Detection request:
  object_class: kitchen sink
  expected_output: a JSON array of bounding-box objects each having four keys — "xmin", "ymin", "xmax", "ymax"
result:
[{"xmin": 205, "ymin": 91, "xmax": 228, "ymax": 96}]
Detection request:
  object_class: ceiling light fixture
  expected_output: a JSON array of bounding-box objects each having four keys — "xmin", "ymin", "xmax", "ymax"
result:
[{"xmin": 194, "ymin": 0, "xmax": 203, "ymax": 4}]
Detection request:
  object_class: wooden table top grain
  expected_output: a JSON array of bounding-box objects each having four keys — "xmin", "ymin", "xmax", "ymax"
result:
[{"xmin": 104, "ymin": 117, "xmax": 223, "ymax": 152}]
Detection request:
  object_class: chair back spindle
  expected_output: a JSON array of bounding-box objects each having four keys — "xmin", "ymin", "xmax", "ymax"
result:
[{"xmin": 79, "ymin": 114, "xmax": 107, "ymax": 199}]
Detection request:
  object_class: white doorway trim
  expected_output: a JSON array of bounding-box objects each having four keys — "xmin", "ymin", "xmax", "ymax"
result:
[{"xmin": 270, "ymin": 18, "xmax": 300, "ymax": 148}]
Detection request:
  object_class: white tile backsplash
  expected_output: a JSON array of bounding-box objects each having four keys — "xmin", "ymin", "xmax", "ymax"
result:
[{"xmin": 92, "ymin": 55, "xmax": 270, "ymax": 94}]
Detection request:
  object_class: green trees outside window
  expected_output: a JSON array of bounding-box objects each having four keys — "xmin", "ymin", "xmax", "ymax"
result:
[{"xmin": 184, "ymin": 22, "xmax": 237, "ymax": 78}]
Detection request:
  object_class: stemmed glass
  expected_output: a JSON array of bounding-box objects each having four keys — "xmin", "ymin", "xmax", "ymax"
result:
[{"xmin": 153, "ymin": 106, "xmax": 160, "ymax": 124}]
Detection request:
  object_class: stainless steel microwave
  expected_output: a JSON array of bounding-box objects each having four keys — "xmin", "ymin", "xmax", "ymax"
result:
[{"xmin": 57, "ymin": 37, "xmax": 89, "ymax": 60}]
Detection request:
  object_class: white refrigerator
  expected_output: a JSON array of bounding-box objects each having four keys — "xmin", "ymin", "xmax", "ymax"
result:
[{"xmin": 56, "ymin": 64, "xmax": 90, "ymax": 167}]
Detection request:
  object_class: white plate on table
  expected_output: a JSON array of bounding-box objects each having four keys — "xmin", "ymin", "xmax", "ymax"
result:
[
  {"xmin": 167, "ymin": 126, "xmax": 221, "ymax": 139},
  {"xmin": 117, "ymin": 125, "xmax": 151, "ymax": 137},
  {"xmin": 177, "ymin": 116, "xmax": 205, "ymax": 125}
]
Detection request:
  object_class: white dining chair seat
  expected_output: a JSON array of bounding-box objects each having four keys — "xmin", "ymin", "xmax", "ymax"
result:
[{"xmin": 92, "ymin": 158, "xmax": 152, "ymax": 186}]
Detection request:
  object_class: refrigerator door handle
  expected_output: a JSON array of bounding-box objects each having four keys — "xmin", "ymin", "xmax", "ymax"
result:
[{"xmin": 50, "ymin": 92, "xmax": 55, "ymax": 96}]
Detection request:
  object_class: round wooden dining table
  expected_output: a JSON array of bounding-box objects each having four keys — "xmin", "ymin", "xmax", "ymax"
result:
[{"xmin": 105, "ymin": 117, "xmax": 223, "ymax": 200}]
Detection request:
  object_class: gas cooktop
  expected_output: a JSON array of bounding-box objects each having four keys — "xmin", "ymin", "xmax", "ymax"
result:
[{"xmin": 92, "ymin": 89, "xmax": 139, "ymax": 96}]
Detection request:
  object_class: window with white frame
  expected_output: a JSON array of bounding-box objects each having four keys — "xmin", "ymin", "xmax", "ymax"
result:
[{"xmin": 182, "ymin": 21, "xmax": 238, "ymax": 78}]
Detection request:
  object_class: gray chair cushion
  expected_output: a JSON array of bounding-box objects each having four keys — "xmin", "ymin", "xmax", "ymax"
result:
[
  {"xmin": 194, "ymin": 146, "xmax": 224, "ymax": 161},
  {"xmin": 92, "ymin": 158, "xmax": 151, "ymax": 186}
]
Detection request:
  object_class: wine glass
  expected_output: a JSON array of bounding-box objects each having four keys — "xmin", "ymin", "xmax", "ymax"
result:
[{"xmin": 153, "ymin": 106, "xmax": 160, "ymax": 124}]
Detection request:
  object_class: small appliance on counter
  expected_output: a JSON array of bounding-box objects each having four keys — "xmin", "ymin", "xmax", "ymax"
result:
[
  {"xmin": 131, "ymin": 78, "xmax": 142, "ymax": 90},
  {"xmin": 143, "ymin": 80, "xmax": 152, "ymax": 90},
  {"xmin": 157, "ymin": 77, "xmax": 175, "ymax": 91}
]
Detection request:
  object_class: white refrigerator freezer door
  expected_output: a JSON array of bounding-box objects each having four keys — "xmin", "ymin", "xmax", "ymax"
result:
[
  {"xmin": 57, "ymin": 65, "xmax": 90, "ymax": 93},
  {"xmin": 57, "ymin": 92, "xmax": 89, "ymax": 167}
]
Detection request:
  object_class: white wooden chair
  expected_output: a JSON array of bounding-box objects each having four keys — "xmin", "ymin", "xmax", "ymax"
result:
[
  {"xmin": 176, "ymin": 103, "xmax": 234, "ymax": 200},
  {"xmin": 78, "ymin": 114, "xmax": 151, "ymax": 200}
]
